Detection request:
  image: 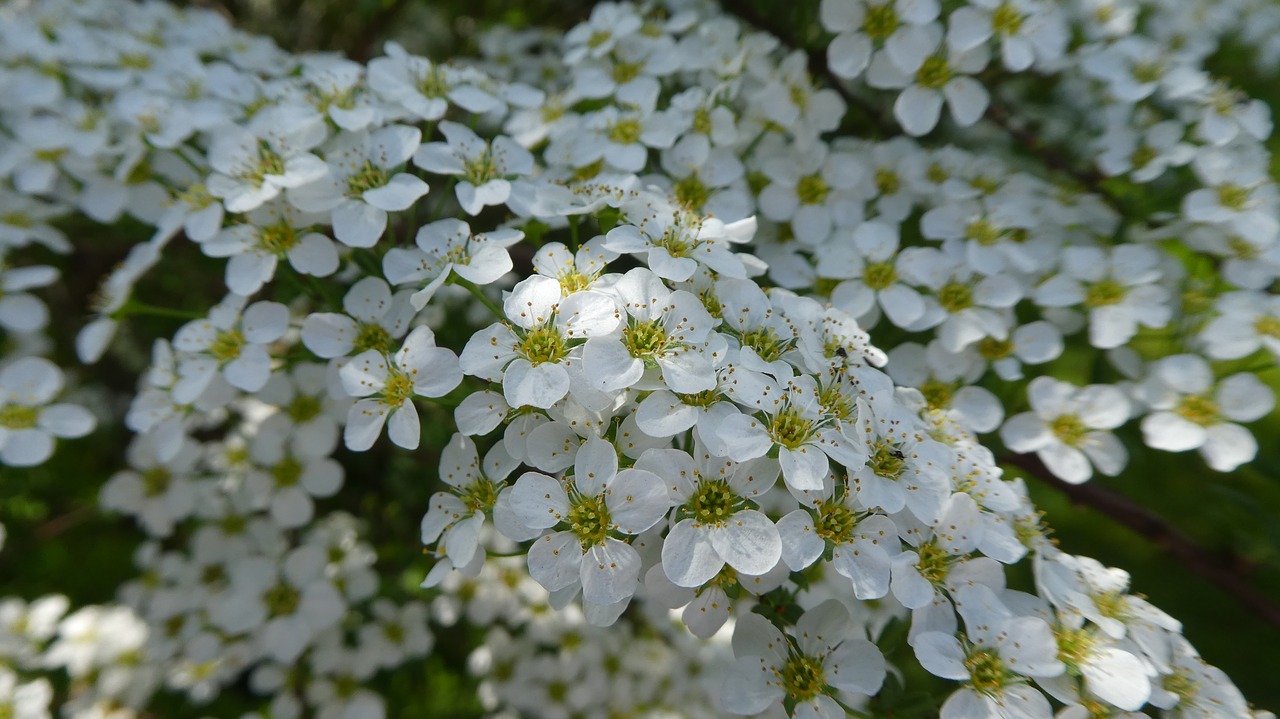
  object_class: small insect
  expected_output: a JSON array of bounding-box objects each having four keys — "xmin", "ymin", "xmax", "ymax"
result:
[
  {"xmin": 889, "ymin": 449, "xmax": 906, "ymax": 460},
  {"xmin": 834, "ymin": 347, "xmax": 848, "ymax": 359}
]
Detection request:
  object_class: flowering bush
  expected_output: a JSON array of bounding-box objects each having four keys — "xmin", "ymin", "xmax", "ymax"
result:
[{"xmin": 2, "ymin": 0, "xmax": 1280, "ymax": 717}]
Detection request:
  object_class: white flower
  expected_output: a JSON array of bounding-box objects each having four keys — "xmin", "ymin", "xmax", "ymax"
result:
[
  {"xmin": 302, "ymin": 276, "xmax": 416, "ymax": 361},
  {"xmin": 289, "ymin": 125, "xmax": 428, "ymax": 248},
  {"xmin": 1033, "ymin": 244, "xmax": 1172, "ymax": 350},
  {"xmin": 946, "ymin": 0, "xmax": 1067, "ymax": 72},
  {"xmin": 820, "ymin": 0, "xmax": 941, "ymax": 81},
  {"xmin": 205, "ymin": 106, "xmax": 328, "ymax": 213},
  {"xmin": 413, "ymin": 121, "xmax": 532, "ymax": 215},
  {"xmin": 422, "ymin": 434, "xmax": 518, "ymax": 573},
  {"xmin": 200, "ymin": 199, "xmax": 339, "ymax": 295},
  {"xmin": 1136, "ymin": 355, "xmax": 1274, "ymax": 472},
  {"xmin": 173, "ymin": 295, "xmax": 290, "ymax": 401},
  {"xmin": 382, "ymin": 218, "xmax": 522, "ymax": 310},
  {"xmin": 818, "ymin": 220, "xmax": 926, "ymax": 328},
  {"xmin": 1001, "ymin": 376, "xmax": 1130, "ymax": 483},
  {"xmin": 776, "ymin": 472, "xmax": 900, "ymax": 599},
  {"xmin": 0, "ymin": 259, "xmax": 56, "ymax": 333},
  {"xmin": 505, "ymin": 436, "xmax": 669, "ymax": 610},
  {"xmin": 636, "ymin": 446, "xmax": 781, "ymax": 587},
  {"xmin": 368, "ymin": 41, "xmax": 499, "ymax": 121},
  {"xmin": 866, "ymin": 23, "xmax": 990, "ymax": 136},
  {"xmin": 458, "ymin": 274, "xmax": 620, "ymax": 410},
  {"xmin": 717, "ymin": 373, "xmax": 867, "ymax": 492},
  {"xmin": 723, "ymin": 601, "xmax": 886, "ymax": 717},
  {"xmin": 0, "ymin": 357, "xmax": 95, "ymax": 467},
  {"xmin": 1198, "ymin": 290, "xmax": 1280, "ymax": 360},
  {"xmin": 100, "ymin": 434, "xmax": 201, "ymax": 537},
  {"xmin": 580, "ymin": 267, "xmax": 721, "ymax": 396},
  {"xmin": 339, "ymin": 325, "xmax": 462, "ymax": 451}
]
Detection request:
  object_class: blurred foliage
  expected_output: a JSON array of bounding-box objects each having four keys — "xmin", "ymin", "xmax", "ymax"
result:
[{"xmin": 2, "ymin": 0, "xmax": 1280, "ymax": 717}]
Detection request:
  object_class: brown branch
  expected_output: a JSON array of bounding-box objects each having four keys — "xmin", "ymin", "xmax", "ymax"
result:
[{"xmin": 1004, "ymin": 452, "xmax": 1280, "ymax": 631}]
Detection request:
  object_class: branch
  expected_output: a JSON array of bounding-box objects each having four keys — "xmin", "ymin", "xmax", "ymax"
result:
[{"xmin": 1004, "ymin": 453, "xmax": 1280, "ymax": 631}]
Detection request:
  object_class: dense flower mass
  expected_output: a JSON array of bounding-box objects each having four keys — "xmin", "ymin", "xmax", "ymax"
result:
[{"xmin": 1, "ymin": 0, "xmax": 1279, "ymax": 717}]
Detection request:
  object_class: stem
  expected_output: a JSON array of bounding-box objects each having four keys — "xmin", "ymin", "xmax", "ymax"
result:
[
  {"xmin": 1003, "ymin": 452, "xmax": 1280, "ymax": 631},
  {"xmin": 111, "ymin": 300, "xmax": 203, "ymax": 320},
  {"xmin": 452, "ymin": 276, "xmax": 504, "ymax": 320},
  {"xmin": 568, "ymin": 214, "xmax": 581, "ymax": 251}
]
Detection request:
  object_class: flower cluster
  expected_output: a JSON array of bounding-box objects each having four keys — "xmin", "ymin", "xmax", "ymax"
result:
[{"xmin": 0, "ymin": 0, "xmax": 1278, "ymax": 717}]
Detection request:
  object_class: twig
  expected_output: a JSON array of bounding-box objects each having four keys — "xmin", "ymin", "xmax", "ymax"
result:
[{"xmin": 1004, "ymin": 453, "xmax": 1280, "ymax": 631}]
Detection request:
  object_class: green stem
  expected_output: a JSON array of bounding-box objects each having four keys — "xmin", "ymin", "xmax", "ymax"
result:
[
  {"xmin": 111, "ymin": 300, "xmax": 203, "ymax": 320},
  {"xmin": 452, "ymin": 276, "xmax": 504, "ymax": 320},
  {"xmin": 568, "ymin": 214, "xmax": 581, "ymax": 251}
]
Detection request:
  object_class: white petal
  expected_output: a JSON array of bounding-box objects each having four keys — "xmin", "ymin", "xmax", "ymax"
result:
[
  {"xmin": 662, "ymin": 519, "xmax": 723, "ymax": 587},
  {"xmin": 708, "ymin": 509, "xmax": 781, "ymax": 576},
  {"xmin": 387, "ymin": 402, "xmax": 421, "ymax": 449},
  {"xmin": 581, "ymin": 540, "xmax": 641, "ymax": 606}
]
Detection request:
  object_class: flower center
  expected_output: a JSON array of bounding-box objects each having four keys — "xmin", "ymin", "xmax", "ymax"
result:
[
  {"xmin": 1175, "ymin": 394, "xmax": 1219, "ymax": 426},
  {"xmin": 259, "ymin": 221, "xmax": 299, "ymax": 254},
  {"xmin": 417, "ymin": 66, "xmax": 449, "ymax": 98},
  {"xmin": 740, "ymin": 326, "xmax": 791, "ymax": 363},
  {"xmin": 657, "ymin": 226, "xmax": 697, "ymax": 257},
  {"xmin": 916, "ymin": 53, "xmax": 953, "ymax": 90},
  {"xmin": 816, "ymin": 499, "xmax": 857, "ymax": 544},
  {"xmin": 264, "ymin": 582, "xmax": 300, "ymax": 616},
  {"xmin": 915, "ymin": 540, "xmax": 953, "ymax": 585},
  {"xmin": 673, "ymin": 173, "xmax": 711, "ymax": 211},
  {"xmin": 612, "ymin": 60, "xmax": 643, "ymax": 84},
  {"xmin": 287, "ymin": 394, "xmax": 324, "ymax": 423},
  {"xmin": 677, "ymin": 388, "xmax": 721, "ymax": 407},
  {"xmin": 875, "ymin": 167, "xmax": 899, "ymax": 195},
  {"xmin": 381, "ymin": 368, "xmax": 416, "ymax": 407},
  {"xmin": 141, "ymin": 467, "xmax": 171, "ymax": 497},
  {"xmin": 1217, "ymin": 183, "xmax": 1251, "ymax": 210},
  {"xmin": 1130, "ymin": 144, "xmax": 1158, "ymax": 169},
  {"xmin": 964, "ymin": 648, "xmax": 1009, "ymax": 695},
  {"xmin": 862, "ymin": 261, "xmax": 898, "ymax": 290},
  {"xmin": 687, "ymin": 478, "xmax": 739, "ymax": 526},
  {"xmin": 245, "ymin": 142, "xmax": 286, "ymax": 186},
  {"xmin": 1084, "ymin": 279, "xmax": 1126, "ymax": 308},
  {"xmin": 177, "ymin": 183, "xmax": 215, "ymax": 209},
  {"xmin": 991, "ymin": 2, "xmax": 1024, "ymax": 34},
  {"xmin": 1049, "ymin": 414, "xmax": 1087, "ymax": 447},
  {"xmin": 869, "ymin": 442, "xmax": 906, "ymax": 479},
  {"xmin": 1055, "ymin": 626, "xmax": 1098, "ymax": 673},
  {"xmin": 977, "ymin": 337, "xmax": 1014, "ymax": 360},
  {"xmin": 966, "ymin": 219, "xmax": 1002, "ymax": 246},
  {"xmin": 1254, "ymin": 315, "xmax": 1280, "ymax": 339},
  {"xmin": 938, "ymin": 281, "xmax": 974, "ymax": 312},
  {"xmin": 463, "ymin": 147, "xmax": 499, "ymax": 186},
  {"xmin": 920, "ymin": 378, "xmax": 955, "ymax": 409},
  {"xmin": 272, "ymin": 456, "xmax": 303, "ymax": 487},
  {"xmin": 209, "ymin": 329, "xmax": 245, "ymax": 363},
  {"xmin": 519, "ymin": 326, "xmax": 568, "ymax": 365},
  {"xmin": 463, "ymin": 477, "xmax": 499, "ymax": 514},
  {"xmin": 567, "ymin": 492, "xmax": 612, "ymax": 548},
  {"xmin": 347, "ymin": 160, "xmax": 390, "ymax": 196},
  {"xmin": 608, "ymin": 118, "xmax": 642, "ymax": 145},
  {"xmin": 780, "ymin": 652, "xmax": 826, "ymax": 702},
  {"xmin": 1161, "ymin": 668, "xmax": 1200, "ymax": 704},
  {"xmin": 353, "ymin": 323, "xmax": 394, "ymax": 355},
  {"xmin": 769, "ymin": 406, "xmax": 813, "ymax": 449},
  {"xmin": 0, "ymin": 405, "xmax": 39, "ymax": 429},
  {"xmin": 863, "ymin": 4, "xmax": 900, "ymax": 41},
  {"xmin": 796, "ymin": 173, "xmax": 829, "ymax": 205},
  {"xmin": 622, "ymin": 319, "xmax": 669, "ymax": 361}
]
